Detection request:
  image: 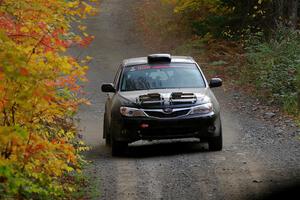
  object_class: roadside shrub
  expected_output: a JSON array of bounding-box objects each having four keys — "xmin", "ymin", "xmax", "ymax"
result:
[
  {"xmin": 192, "ymin": 15, "xmax": 229, "ymax": 38},
  {"xmin": 244, "ymin": 27, "xmax": 300, "ymax": 115}
]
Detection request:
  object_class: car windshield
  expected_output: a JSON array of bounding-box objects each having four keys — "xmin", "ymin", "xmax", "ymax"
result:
[{"xmin": 120, "ymin": 63, "xmax": 205, "ymax": 91}]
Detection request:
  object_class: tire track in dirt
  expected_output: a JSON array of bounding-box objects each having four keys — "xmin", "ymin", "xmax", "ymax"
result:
[
  {"xmin": 115, "ymin": 159, "xmax": 139, "ymax": 200},
  {"xmin": 135, "ymin": 158, "xmax": 164, "ymax": 199}
]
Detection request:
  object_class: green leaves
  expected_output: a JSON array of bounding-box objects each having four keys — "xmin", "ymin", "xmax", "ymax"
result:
[
  {"xmin": 14, "ymin": 125, "xmax": 28, "ymax": 139},
  {"xmin": 244, "ymin": 27, "xmax": 300, "ymax": 115}
]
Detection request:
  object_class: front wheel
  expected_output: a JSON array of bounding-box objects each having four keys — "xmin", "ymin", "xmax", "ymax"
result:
[
  {"xmin": 105, "ymin": 133, "xmax": 111, "ymax": 146},
  {"xmin": 208, "ymin": 130, "xmax": 223, "ymax": 151},
  {"xmin": 103, "ymin": 115, "xmax": 111, "ymax": 146},
  {"xmin": 111, "ymin": 138, "xmax": 127, "ymax": 156}
]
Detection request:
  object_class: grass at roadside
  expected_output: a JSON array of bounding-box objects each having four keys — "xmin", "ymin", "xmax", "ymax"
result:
[{"xmin": 69, "ymin": 162, "xmax": 101, "ymax": 200}]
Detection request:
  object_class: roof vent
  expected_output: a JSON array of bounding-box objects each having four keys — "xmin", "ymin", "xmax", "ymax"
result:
[{"xmin": 147, "ymin": 54, "xmax": 171, "ymax": 64}]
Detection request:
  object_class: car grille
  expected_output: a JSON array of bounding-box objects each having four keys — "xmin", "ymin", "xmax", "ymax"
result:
[{"xmin": 144, "ymin": 109, "xmax": 190, "ymax": 118}]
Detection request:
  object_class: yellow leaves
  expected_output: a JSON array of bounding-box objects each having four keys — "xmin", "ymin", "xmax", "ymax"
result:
[
  {"xmin": 82, "ymin": 1, "xmax": 98, "ymax": 16},
  {"xmin": 67, "ymin": 186, "xmax": 75, "ymax": 192},
  {"xmin": 66, "ymin": 1, "xmax": 98, "ymax": 18},
  {"xmin": 257, "ymin": 10, "xmax": 264, "ymax": 15},
  {"xmin": 253, "ymin": 2, "xmax": 265, "ymax": 17},
  {"xmin": 66, "ymin": 131, "xmax": 75, "ymax": 139},
  {"xmin": 78, "ymin": 25, "xmax": 87, "ymax": 31},
  {"xmin": 81, "ymin": 55, "xmax": 93, "ymax": 64},
  {"xmin": 67, "ymin": 1, "xmax": 79, "ymax": 8},
  {"xmin": 0, "ymin": 0, "xmax": 98, "ymax": 197},
  {"xmin": 78, "ymin": 146, "xmax": 90, "ymax": 152},
  {"xmin": 20, "ymin": 26, "xmax": 30, "ymax": 33},
  {"xmin": 64, "ymin": 166, "xmax": 74, "ymax": 173},
  {"xmin": 82, "ymin": 2, "xmax": 93, "ymax": 14},
  {"xmin": 171, "ymin": 0, "xmax": 228, "ymax": 17},
  {"xmin": 83, "ymin": 32, "xmax": 89, "ymax": 37},
  {"xmin": 85, "ymin": 55, "xmax": 93, "ymax": 61}
]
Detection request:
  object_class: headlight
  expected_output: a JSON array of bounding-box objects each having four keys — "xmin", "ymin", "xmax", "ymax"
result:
[
  {"xmin": 189, "ymin": 103, "xmax": 213, "ymax": 115},
  {"xmin": 120, "ymin": 107, "xmax": 146, "ymax": 117}
]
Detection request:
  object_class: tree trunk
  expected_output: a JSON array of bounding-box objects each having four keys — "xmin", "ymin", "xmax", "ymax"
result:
[
  {"xmin": 298, "ymin": 68, "xmax": 300, "ymax": 113},
  {"xmin": 287, "ymin": 0, "xmax": 298, "ymax": 29},
  {"xmin": 298, "ymin": 93, "xmax": 300, "ymax": 114},
  {"xmin": 276, "ymin": 0, "xmax": 284, "ymax": 18},
  {"xmin": 272, "ymin": 0, "xmax": 284, "ymax": 27}
]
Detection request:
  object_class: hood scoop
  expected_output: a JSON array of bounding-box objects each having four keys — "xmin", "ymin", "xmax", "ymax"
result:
[
  {"xmin": 137, "ymin": 93, "xmax": 164, "ymax": 106},
  {"xmin": 170, "ymin": 92, "xmax": 197, "ymax": 105}
]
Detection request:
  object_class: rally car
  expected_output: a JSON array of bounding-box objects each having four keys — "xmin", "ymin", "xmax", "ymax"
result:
[{"xmin": 102, "ymin": 54, "xmax": 223, "ymax": 156}]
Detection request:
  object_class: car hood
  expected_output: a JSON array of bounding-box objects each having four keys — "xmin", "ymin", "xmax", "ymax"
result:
[{"xmin": 118, "ymin": 88, "xmax": 212, "ymax": 108}]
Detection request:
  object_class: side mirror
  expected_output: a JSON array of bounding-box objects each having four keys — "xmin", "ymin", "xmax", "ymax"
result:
[
  {"xmin": 101, "ymin": 83, "xmax": 116, "ymax": 93},
  {"xmin": 209, "ymin": 78, "xmax": 222, "ymax": 88}
]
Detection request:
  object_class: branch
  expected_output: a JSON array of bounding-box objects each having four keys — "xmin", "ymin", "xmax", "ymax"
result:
[
  {"xmin": 11, "ymin": 102, "xmax": 17, "ymax": 125},
  {"xmin": 26, "ymin": 33, "xmax": 47, "ymax": 64}
]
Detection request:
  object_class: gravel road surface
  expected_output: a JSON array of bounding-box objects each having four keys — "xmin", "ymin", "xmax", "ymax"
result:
[{"xmin": 77, "ymin": 0, "xmax": 300, "ymax": 199}]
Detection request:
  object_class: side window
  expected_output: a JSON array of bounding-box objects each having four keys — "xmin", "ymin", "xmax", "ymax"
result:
[{"xmin": 113, "ymin": 65, "xmax": 123, "ymax": 89}]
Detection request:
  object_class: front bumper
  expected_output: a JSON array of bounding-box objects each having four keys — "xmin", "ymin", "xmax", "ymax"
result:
[{"xmin": 111, "ymin": 113, "xmax": 221, "ymax": 142}]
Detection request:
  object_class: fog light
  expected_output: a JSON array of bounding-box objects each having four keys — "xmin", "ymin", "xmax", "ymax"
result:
[
  {"xmin": 121, "ymin": 129, "xmax": 127, "ymax": 135},
  {"xmin": 208, "ymin": 125, "xmax": 216, "ymax": 133},
  {"xmin": 140, "ymin": 123, "xmax": 149, "ymax": 128}
]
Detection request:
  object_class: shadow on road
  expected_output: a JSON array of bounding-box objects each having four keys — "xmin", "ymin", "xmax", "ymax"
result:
[
  {"xmin": 126, "ymin": 141, "xmax": 209, "ymax": 158},
  {"xmin": 85, "ymin": 140, "xmax": 212, "ymax": 159}
]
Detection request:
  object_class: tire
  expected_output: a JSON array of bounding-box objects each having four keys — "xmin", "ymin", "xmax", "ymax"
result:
[
  {"xmin": 103, "ymin": 115, "xmax": 111, "ymax": 146},
  {"xmin": 208, "ymin": 129, "xmax": 223, "ymax": 151},
  {"xmin": 111, "ymin": 137, "xmax": 127, "ymax": 156},
  {"xmin": 105, "ymin": 132, "xmax": 111, "ymax": 146}
]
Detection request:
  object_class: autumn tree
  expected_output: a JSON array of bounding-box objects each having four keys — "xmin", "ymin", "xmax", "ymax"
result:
[
  {"xmin": 166, "ymin": 0, "xmax": 299, "ymax": 37},
  {"xmin": 0, "ymin": 0, "xmax": 97, "ymax": 198}
]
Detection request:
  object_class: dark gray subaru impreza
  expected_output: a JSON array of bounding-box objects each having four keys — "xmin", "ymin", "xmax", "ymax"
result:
[{"xmin": 101, "ymin": 54, "xmax": 223, "ymax": 156}]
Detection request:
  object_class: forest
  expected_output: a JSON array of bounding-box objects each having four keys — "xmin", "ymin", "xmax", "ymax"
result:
[{"xmin": 155, "ymin": 0, "xmax": 300, "ymax": 115}]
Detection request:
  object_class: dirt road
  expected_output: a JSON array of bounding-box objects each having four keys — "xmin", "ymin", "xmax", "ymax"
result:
[{"xmin": 77, "ymin": 0, "xmax": 300, "ymax": 199}]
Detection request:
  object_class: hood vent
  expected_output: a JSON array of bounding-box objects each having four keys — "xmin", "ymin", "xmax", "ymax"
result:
[
  {"xmin": 137, "ymin": 93, "xmax": 164, "ymax": 106},
  {"xmin": 170, "ymin": 92, "xmax": 197, "ymax": 105}
]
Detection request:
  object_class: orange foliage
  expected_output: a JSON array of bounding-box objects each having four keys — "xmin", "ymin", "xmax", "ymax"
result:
[{"xmin": 0, "ymin": 0, "xmax": 98, "ymax": 198}]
